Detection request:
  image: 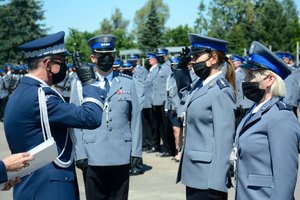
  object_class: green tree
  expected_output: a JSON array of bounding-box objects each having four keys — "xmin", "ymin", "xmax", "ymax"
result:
[
  {"xmin": 65, "ymin": 28, "xmax": 94, "ymax": 63},
  {"xmin": 94, "ymin": 8, "xmax": 134, "ymax": 51},
  {"xmin": 0, "ymin": 0, "xmax": 46, "ymax": 65},
  {"xmin": 137, "ymin": 0, "xmax": 167, "ymax": 52},
  {"xmin": 162, "ymin": 25, "xmax": 192, "ymax": 47},
  {"xmin": 134, "ymin": 0, "xmax": 169, "ymax": 48},
  {"xmin": 194, "ymin": 1, "xmax": 208, "ymax": 34}
]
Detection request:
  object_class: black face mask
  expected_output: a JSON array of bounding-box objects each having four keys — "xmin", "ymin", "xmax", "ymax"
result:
[
  {"xmin": 144, "ymin": 59, "xmax": 151, "ymax": 70},
  {"xmin": 97, "ymin": 54, "xmax": 114, "ymax": 72},
  {"xmin": 51, "ymin": 63, "xmax": 67, "ymax": 85},
  {"xmin": 192, "ymin": 58, "xmax": 211, "ymax": 80},
  {"xmin": 157, "ymin": 56, "xmax": 165, "ymax": 64},
  {"xmin": 242, "ymin": 82, "xmax": 266, "ymax": 103},
  {"xmin": 122, "ymin": 70, "xmax": 133, "ymax": 76}
]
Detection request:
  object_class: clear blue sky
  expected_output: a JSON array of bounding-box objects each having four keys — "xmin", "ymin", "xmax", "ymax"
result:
[
  {"xmin": 43, "ymin": 0, "xmax": 300, "ymax": 35},
  {"xmin": 43, "ymin": 0, "xmax": 205, "ymax": 34}
]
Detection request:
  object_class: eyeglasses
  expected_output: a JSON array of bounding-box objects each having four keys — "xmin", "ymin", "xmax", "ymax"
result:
[{"xmin": 50, "ymin": 58, "xmax": 67, "ymax": 67}]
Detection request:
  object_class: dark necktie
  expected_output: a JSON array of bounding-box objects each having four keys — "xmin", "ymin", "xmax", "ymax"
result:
[{"xmin": 104, "ymin": 77, "xmax": 110, "ymax": 92}]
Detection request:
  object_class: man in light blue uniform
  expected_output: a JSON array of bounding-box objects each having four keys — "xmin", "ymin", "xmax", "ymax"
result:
[
  {"xmin": 70, "ymin": 35, "xmax": 142, "ymax": 200},
  {"xmin": 131, "ymin": 54, "xmax": 147, "ymax": 110},
  {"xmin": 4, "ymin": 31, "xmax": 107, "ymax": 200},
  {"xmin": 142, "ymin": 53, "xmax": 160, "ymax": 152},
  {"xmin": 154, "ymin": 48, "xmax": 176, "ymax": 157}
]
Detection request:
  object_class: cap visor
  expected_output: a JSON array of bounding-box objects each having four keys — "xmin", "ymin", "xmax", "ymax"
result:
[{"xmin": 239, "ymin": 62, "xmax": 267, "ymax": 71}]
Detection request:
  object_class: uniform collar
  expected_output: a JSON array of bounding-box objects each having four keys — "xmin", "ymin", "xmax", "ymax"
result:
[
  {"xmin": 25, "ymin": 74, "xmax": 49, "ymax": 87},
  {"xmin": 96, "ymin": 71, "xmax": 114, "ymax": 82},
  {"xmin": 203, "ymin": 71, "xmax": 222, "ymax": 86}
]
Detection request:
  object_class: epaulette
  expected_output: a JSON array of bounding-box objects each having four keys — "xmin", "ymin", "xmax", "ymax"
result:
[
  {"xmin": 118, "ymin": 73, "xmax": 132, "ymax": 79},
  {"xmin": 216, "ymin": 78, "xmax": 230, "ymax": 90},
  {"xmin": 276, "ymin": 100, "xmax": 292, "ymax": 111}
]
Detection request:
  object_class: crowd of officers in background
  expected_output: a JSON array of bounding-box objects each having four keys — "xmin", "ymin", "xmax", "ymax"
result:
[{"xmin": 1, "ymin": 48, "xmax": 299, "ymax": 165}]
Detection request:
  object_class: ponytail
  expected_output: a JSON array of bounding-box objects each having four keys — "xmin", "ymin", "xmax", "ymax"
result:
[
  {"xmin": 214, "ymin": 51, "xmax": 236, "ymax": 93},
  {"xmin": 225, "ymin": 58, "xmax": 236, "ymax": 93}
]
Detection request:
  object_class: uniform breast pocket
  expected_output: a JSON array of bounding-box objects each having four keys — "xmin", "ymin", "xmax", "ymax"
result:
[
  {"xmin": 189, "ymin": 150, "xmax": 212, "ymax": 163},
  {"xmin": 247, "ymin": 174, "xmax": 273, "ymax": 188},
  {"xmin": 48, "ymin": 169, "xmax": 75, "ymax": 182},
  {"xmin": 118, "ymin": 94, "xmax": 131, "ymax": 101},
  {"xmin": 83, "ymin": 133, "xmax": 96, "ymax": 144}
]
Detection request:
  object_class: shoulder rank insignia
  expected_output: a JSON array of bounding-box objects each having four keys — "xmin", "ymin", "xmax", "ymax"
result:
[
  {"xmin": 276, "ymin": 100, "xmax": 292, "ymax": 111},
  {"xmin": 119, "ymin": 73, "xmax": 132, "ymax": 79},
  {"xmin": 216, "ymin": 78, "xmax": 230, "ymax": 89}
]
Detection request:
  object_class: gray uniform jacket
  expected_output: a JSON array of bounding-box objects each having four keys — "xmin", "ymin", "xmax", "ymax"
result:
[
  {"xmin": 235, "ymin": 68, "xmax": 254, "ymax": 109},
  {"xmin": 284, "ymin": 69, "xmax": 300, "ymax": 107},
  {"xmin": 132, "ymin": 65, "xmax": 148, "ymax": 109},
  {"xmin": 177, "ymin": 73, "xmax": 236, "ymax": 193},
  {"xmin": 0, "ymin": 76, "xmax": 8, "ymax": 99},
  {"xmin": 143, "ymin": 65, "xmax": 159, "ymax": 109},
  {"xmin": 152, "ymin": 61, "xmax": 172, "ymax": 106},
  {"xmin": 165, "ymin": 72, "xmax": 180, "ymax": 112},
  {"xmin": 70, "ymin": 71, "xmax": 142, "ymax": 166},
  {"xmin": 235, "ymin": 97, "xmax": 300, "ymax": 200}
]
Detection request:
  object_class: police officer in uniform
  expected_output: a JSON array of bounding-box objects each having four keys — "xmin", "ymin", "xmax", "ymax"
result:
[
  {"xmin": 4, "ymin": 31, "xmax": 107, "ymax": 200},
  {"xmin": 234, "ymin": 42, "xmax": 300, "ymax": 200},
  {"xmin": 131, "ymin": 54, "xmax": 147, "ymax": 110},
  {"xmin": 154, "ymin": 48, "xmax": 175, "ymax": 157},
  {"xmin": 70, "ymin": 35, "xmax": 142, "ymax": 200},
  {"xmin": 275, "ymin": 52, "xmax": 300, "ymax": 117},
  {"xmin": 165, "ymin": 57, "xmax": 182, "ymax": 162},
  {"xmin": 142, "ymin": 53, "xmax": 160, "ymax": 152},
  {"xmin": 0, "ymin": 69, "xmax": 9, "ymax": 121},
  {"xmin": 121, "ymin": 60, "xmax": 134, "ymax": 76},
  {"xmin": 174, "ymin": 34, "xmax": 236, "ymax": 200}
]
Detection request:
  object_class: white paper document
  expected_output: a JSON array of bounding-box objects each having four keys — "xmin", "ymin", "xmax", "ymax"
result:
[{"xmin": 0, "ymin": 137, "xmax": 57, "ymax": 190}]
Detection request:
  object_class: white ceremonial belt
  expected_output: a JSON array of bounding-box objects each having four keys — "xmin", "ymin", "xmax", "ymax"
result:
[{"xmin": 82, "ymin": 97, "xmax": 104, "ymax": 110}]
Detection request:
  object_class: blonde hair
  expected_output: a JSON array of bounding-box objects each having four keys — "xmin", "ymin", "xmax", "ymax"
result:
[{"xmin": 253, "ymin": 69, "xmax": 286, "ymax": 97}]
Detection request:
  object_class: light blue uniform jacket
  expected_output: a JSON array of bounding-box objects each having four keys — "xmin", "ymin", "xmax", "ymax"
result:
[
  {"xmin": 283, "ymin": 69, "xmax": 300, "ymax": 107},
  {"xmin": 132, "ymin": 65, "xmax": 148, "ymax": 109},
  {"xmin": 177, "ymin": 73, "xmax": 236, "ymax": 193},
  {"xmin": 143, "ymin": 66, "xmax": 159, "ymax": 109},
  {"xmin": 70, "ymin": 72, "xmax": 142, "ymax": 166},
  {"xmin": 235, "ymin": 97, "xmax": 300, "ymax": 200},
  {"xmin": 152, "ymin": 61, "xmax": 172, "ymax": 106}
]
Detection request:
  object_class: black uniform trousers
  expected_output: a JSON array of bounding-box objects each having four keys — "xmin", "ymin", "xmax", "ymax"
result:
[
  {"xmin": 153, "ymin": 105, "xmax": 175, "ymax": 154},
  {"xmin": 142, "ymin": 108, "xmax": 156, "ymax": 149},
  {"xmin": 86, "ymin": 164, "xmax": 130, "ymax": 200},
  {"xmin": 186, "ymin": 187, "xmax": 228, "ymax": 200}
]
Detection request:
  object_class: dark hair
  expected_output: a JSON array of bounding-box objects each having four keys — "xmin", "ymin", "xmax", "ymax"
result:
[
  {"xmin": 214, "ymin": 51, "xmax": 236, "ymax": 92},
  {"xmin": 27, "ymin": 56, "xmax": 50, "ymax": 70}
]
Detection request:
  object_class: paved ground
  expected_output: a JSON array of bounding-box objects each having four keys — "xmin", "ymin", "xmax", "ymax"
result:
[{"xmin": 0, "ymin": 121, "xmax": 299, "ymax": 199}]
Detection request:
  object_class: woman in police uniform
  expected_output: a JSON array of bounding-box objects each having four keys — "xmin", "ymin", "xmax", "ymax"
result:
[
  {"xmin": 174, "ymin": 34, "xmax": 236, "ymax": 200},
  {"xmin": 234, "ymin": 41, "xmax": 300, "ymax": 200}
]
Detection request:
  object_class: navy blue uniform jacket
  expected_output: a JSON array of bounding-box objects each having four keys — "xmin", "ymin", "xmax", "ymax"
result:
[{"xmin": 4, "ymin": 76, "xmax": 104, "ymax": 200}]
